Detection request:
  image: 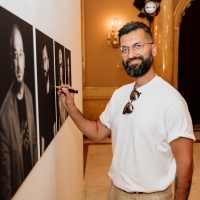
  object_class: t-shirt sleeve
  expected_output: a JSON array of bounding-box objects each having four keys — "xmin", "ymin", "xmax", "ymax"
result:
[
  {"xmin": 165, "ymin": 99, "xmax": 196, "ymax": 143},
  {"xmin": 99, "ymin": 99, "xmax": 112, "ymax": 129}
]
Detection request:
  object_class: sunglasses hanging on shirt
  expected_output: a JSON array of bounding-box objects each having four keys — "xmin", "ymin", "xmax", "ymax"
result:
[{"xmin": 122, "ymin": 88, "xmax": 141, "ymax": 114}]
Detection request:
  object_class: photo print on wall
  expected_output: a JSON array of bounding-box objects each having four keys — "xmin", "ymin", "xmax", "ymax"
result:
[
  {"xmin": 35, "ymin": 29, "xmax": 56, "ymax": 155},
  {"xmin": 54, "ymin": 42, "xmax": 67, "ymax": 131},
  {"xmin": 64, "ymin": 47, "xmax": 72, "ymax": 118},
  {"xmin": 0, "ymin": 6, "xmax": 38, "ymax": 200},
  {"xmin": 64, "ymin": 47, "xmax": 72, "ymax": 86}
]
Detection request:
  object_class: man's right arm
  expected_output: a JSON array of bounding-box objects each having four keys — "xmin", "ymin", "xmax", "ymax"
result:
[{"xmin": 58, "ymin": 85, "xmax": 111, "ymax": 142}]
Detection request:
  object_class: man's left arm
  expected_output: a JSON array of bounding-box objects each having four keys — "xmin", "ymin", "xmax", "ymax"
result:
[{"xmin": 170, "ymin": 137, "xmax": 194, "ymax": 200}]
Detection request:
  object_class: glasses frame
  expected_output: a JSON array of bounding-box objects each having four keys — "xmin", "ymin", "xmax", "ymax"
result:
[
  {"xmin": 10, "ymin": 51, "xmax": 25, "ymax": 61},
  {"xmin": 119, "ymin": 42, "xmax": 154, "ymax": 57},
  {"xmin": 122, "ymin": 88, "xmax": 141, "ymax": 114}
]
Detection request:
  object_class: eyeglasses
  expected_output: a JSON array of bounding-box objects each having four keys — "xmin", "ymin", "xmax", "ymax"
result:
[
  {"xmin": 10, "ymin": 51, "xmax": 25, "ymax": 60},
  {"xmin": 122, "ymin": 88, "xmax": 141, "ymax": 114},
  {"xmin": 119, "ymin": 42, "xmax": 154, "ymax": 57},
  {"xmin": 42, "ymin": 57, "xmax": 49, "ymax": 66}
]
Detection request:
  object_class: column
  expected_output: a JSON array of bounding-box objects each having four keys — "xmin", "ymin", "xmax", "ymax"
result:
[{"xmin": 152, "ymin": 0, "xmax": 174, "ymax": 85}]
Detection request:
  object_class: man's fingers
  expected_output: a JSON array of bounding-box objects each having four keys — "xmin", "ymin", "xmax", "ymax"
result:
[{"xmin": 61, "ymin": 87, "xmax": 69, "ymax": 96}]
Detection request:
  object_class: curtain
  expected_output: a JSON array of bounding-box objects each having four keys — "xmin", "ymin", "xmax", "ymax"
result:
[{"xmin": 178, "ymin": 0, "xmax": 200, "ymax": 125}]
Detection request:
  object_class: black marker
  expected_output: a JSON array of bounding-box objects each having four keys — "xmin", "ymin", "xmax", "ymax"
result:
[{"xmin": 54, "ymin": 86, "xmax": 78, "ymax": 94}]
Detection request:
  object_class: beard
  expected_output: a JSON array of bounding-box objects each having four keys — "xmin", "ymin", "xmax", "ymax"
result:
[
  {"xmin": 43, "ymin": 70, "xmax": 49, "ymax": 85},
  {"xmin": 122, "ymin": 52, "xmax": 154, "ymax": 77}
]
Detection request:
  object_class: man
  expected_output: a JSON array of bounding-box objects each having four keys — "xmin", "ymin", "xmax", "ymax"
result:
[
  {"xmin": 0, "ymin": 24, "xmax": 38, "ymax": 199},
  {"xmin": 41, "ymin": 43, "xmax": 51, "ymax": 94},
  {"xmin": 38, "ymin": 40, "xmax": 55, "ymax": 153},
  {"xmin": 58, "ymin": 21, "xmax": 195, "ymax": 199},
  {"xmin": 57, "ymin": 48, "xmax": 65, "ymax": 129},
  {"xmin": 58, "ymin": 49, "xmax": 64, "ymax": 86}
]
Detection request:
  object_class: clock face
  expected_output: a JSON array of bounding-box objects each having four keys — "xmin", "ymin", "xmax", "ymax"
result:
[{"xmin": 144, "ymin": 1, "xmax": 157, "ymax": 14}]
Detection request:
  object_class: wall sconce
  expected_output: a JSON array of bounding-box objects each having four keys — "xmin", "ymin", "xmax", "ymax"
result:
[{"xmin": 107, "ymin": 18, "xmax": 121, "ymax": 48}]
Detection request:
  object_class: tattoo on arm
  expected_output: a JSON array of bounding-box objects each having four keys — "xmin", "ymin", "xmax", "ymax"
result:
[
  {"xmin": 184, "ymin": 180, "xmax": 192, "ymax": 200},
  {"xmin": 175, "ymin": 176, "xmax": 192, "ymax": 200},
  {"xmin": 175, "ymin": 176, "xmax": 178, "ymax": 190}
]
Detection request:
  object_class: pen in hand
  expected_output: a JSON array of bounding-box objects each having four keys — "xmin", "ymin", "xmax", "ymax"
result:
[{"xmin": 54, "ymin": 86, "xmax": 78, "ymax": 94}]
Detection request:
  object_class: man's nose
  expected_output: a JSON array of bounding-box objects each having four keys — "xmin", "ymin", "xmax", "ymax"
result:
[
  {"xmin": 128, "ymin": 48, "xmax": 137, "ymax": 58},
  {"xmin": 16, "ymin": 56, "xmax": 20, "ymax": 68},
  {"xmin": 17, "ymin": 55, "xmax": 23, "ymax": 69}
]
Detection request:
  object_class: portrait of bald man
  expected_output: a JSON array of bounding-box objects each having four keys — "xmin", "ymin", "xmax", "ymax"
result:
[{"xmin": 0, "ymin": 9, "xmax": 38, "ymax": 200}]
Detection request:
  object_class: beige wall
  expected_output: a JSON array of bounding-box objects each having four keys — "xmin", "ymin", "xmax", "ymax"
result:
[{"xmin": 0, "ymin": 1, "xmax": 83, "ymax": 200}]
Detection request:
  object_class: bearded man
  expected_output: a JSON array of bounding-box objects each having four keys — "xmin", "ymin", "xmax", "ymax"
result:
[
  {"xmin": 0, "ymin": 23, "xmax": 38, "ymax": 200},
  {"xmin": 58, "ymin": 21, "xmax": 195, "ymax": 200}
]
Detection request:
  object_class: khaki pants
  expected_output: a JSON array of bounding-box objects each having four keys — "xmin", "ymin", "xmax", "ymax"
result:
[{"xmin": 107, "ymin": 183, "xmax": 173, "ymax": 200}]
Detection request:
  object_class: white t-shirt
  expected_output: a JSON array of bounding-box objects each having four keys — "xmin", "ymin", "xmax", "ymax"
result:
[{"xmin": 100, "ymin": 75, "xmax": 195, "ymax": 193}]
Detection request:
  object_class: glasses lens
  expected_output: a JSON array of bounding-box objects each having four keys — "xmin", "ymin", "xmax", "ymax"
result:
[
  {"xmin": 123, "ymin": 88, "xmax": 140, "ymax": 114},
  {"xmin": 119, "ymin": 47, "xmax": 129, "ymax": 57},
  {"xmin": 122, "ymin": 102, "xmax": 134, "ymax": 114},
  {"xmin": 134, "ymin": 43, "xmax": 144, "ymax": 54},
  {"xmin": 130, "ymin": 89, "xmax": 140, "ymax": 100}
]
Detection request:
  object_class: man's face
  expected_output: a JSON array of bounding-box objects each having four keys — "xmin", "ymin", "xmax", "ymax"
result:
[
  {"xmin": 120, "ymin": 29, "xmax": 155, "ymax": 77},
  {"xmin": 60, "ymin": 66, "xmax": 63, "ymax": 82},
  {"xmin": 58, "ymin": 49, "xmax": 63, "ymax": 65},
  {"xmin": 11, "ymin": 27, "xmax": 25, "ymax": 85},
  {"xmin": 42, "ymin": 45, "xmax": 49, "ymax": 77}
]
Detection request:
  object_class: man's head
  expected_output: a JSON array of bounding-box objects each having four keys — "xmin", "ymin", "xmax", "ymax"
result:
[
  {"xmin": 58, "ymin": 49, "xmax": 63, "ymax": 65},
  {"xmin": 118, "ymin": 21, "xmax": 156, "ymax": 77},
  {"xmin": 41, "ymin": 43, "xmax": 49, "ymax": 80},
  {"xmin": 10, "ymin": 24, "xmax": 25, "ymax": 86},
  {"xmin": 58, "ymin": 49, "xmax": 63, "ymax": 83},
  {"xmin": 118, "ymin": 21, "xmax": 153, "ymax": 42}
]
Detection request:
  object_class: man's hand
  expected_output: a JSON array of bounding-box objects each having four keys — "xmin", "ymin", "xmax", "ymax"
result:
[{"xmin": 57, "ymin": 84, "xmax": 75, "ymax": 113}]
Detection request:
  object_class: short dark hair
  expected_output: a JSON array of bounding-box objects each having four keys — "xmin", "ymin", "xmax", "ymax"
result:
[{"xmin": 118, "ymin": 21, "xmax": 154, "ymax": 43}]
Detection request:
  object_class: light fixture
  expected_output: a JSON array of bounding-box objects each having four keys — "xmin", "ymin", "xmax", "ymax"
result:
[
  {"xmin": 107, "ymin": 18, "xmax": 121, "ymax": 48},
  {"xmin": 133, "ymin": 0, "xmax": 162, "ymax": 23}
]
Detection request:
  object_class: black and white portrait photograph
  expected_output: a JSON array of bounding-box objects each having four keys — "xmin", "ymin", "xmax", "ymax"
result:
[
  {"xmin": 64, "ymin": 47, "xmax": 71, "ymax": 86},
  {"xmin": 54, "ymin": 42, "xmax": 66, "ymax": 130},
  {"xmin": 64, "ymin": 47, "xmax": 72, "ymax": 119},
  {"xmin": 36, "ymin": 29, "xmax": 56, "ymax": 155},
  {"xmin": 0, "ymin": 6, "xmax": 38, "ymax": 200}
]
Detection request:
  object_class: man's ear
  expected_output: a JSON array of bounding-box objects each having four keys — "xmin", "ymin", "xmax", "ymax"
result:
[{"xmin": 151, "ymin": 43, "xmax": 157, "ymax": 57}]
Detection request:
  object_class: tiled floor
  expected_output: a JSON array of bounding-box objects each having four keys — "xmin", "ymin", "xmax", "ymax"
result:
[{"xmin": 82, "ymin": 132, "xmax": 200, "ymax": 200}]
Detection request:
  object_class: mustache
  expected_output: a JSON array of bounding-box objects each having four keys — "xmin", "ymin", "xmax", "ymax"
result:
[{"xmin": 126, "ymin": 55, "xmax": 144, "ymax": 64}]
